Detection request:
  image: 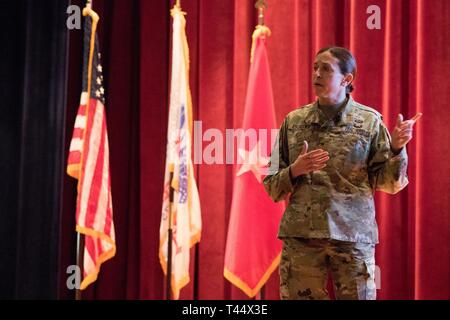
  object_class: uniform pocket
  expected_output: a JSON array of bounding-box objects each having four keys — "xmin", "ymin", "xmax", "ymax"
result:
[
  {"xmin": 352, "ymin": 255, "xmax": 376, "ymax": 300},
  {"xmin": 362, "ymin": 257, "xmax": 377, "ymax": 300}
]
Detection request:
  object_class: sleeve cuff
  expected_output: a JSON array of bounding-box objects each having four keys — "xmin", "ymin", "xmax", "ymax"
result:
[
  {"xmin": 390, "ymin": 146, "xmax": 407, "ymax": 161},
  {"xmin": 279, "ymin": 166, "xmax": 294, "ymax": 193}
]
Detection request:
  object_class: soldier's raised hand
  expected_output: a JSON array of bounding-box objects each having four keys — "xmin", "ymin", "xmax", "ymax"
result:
[
  {"xmin": 391, "ymin": 113, "xmax": 422, "ymax": 152},
  {"xmin": 290, "ymin": 141, "xmax": 329, "ymax": 178}
]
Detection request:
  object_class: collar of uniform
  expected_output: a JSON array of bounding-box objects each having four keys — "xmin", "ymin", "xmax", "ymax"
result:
[
  {"xmin": 338, "ymin": 94, "xmax": 354, "ymax": 125},
  {"xmin": 307, "ymin": 94, "xmax": 354, "ymax": 126}
]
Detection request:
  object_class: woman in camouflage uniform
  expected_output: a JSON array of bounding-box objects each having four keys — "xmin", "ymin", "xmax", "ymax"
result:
[{"xmin": 263, "ymin": 47, "xmax": 421, "ymax": 300}]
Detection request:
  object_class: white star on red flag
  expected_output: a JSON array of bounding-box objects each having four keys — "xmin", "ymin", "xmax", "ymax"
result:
[{"xmin": 236, "ymin": 140, "xmax": 269, "ymax": 183}]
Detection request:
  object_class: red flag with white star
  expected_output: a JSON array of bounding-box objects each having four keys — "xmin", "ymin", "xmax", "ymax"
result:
[{"xmin": 224, "ymin": 26, "xmax": 285, "ymax": 297}]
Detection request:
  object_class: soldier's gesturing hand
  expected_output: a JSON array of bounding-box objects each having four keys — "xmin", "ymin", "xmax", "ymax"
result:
[
  {"xmin": 290, "ymin": 141, "xmax": 330, "ymax": 178},
  {"xmin": 391, "ymin": 113, "xmax": 422, "ymax": 153}
]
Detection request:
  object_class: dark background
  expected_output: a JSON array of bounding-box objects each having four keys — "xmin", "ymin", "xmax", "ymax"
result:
[{"xmin": 0, "ymin": 0, "xmax": 68, "ymax": 299}]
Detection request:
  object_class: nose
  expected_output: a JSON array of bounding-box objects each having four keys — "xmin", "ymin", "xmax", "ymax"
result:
[{"xmin": 314, "ymin": 68, "xmax": 321, "ymax": 78}]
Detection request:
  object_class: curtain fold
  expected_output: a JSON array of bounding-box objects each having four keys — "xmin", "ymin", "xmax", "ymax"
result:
[{"xmin": 0, "ymin": 0, "xmax": 69, "ymax": 299}]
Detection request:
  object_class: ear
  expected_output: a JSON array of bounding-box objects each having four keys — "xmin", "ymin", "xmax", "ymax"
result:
[{"xmin": 341, "ymin": 73, "xmax": 354, "ymax": 86}]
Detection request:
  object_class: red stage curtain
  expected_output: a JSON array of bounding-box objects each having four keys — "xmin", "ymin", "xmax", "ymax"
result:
[{"xmin": 60, "ymin": 0, "xmax": 450, "ymax": 300}]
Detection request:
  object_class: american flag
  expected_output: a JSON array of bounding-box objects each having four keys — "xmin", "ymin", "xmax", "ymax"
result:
[{"xmin": 67, "ymin": 9, "xmax": 115, "ymax": 290}]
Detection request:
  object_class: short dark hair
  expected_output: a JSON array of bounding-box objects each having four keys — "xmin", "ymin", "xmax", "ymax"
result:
[{"xmin": 317, "ymin": 46, "xmax": 357, "ymax": 93}]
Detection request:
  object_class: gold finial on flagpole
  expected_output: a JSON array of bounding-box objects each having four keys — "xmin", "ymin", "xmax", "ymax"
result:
[
  {"xmin": 255, "ymin": 0, "xmax": 267, "ymax": 26},
  {"xmin": 250, "ymin": 0, "xmax": 270, "ymax": 63}
]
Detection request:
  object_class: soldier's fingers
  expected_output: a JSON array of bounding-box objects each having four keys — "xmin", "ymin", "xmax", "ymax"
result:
[
  {"xmin": 398, "ymin": 137, "xmax": 412, "ymax": 143},
  {"xmin": 308, "ymin": 157, "xmax": 327, "ymax": 166},
  {"xmin": 399, "ymin": 127, "xmax": 413, "ymax": 134},
  {"xmin": 313, "ymin": 155, "xmax": 330, "ymax": 163},
  {"xmin": 312, "ymin": 163, "xmax": 328, "ymax": 171},
  {"xmin": 399, "ymin": 128, "xmax": 413, "ymax": 134},
  {"xmin": 411, "ymin": 113, "xmax": 423, "ymax": 123},
  {"xmin": 309, "ymin": 152, "xmax": 329, "ymax": 160},
  {"xmin": 300, "ymin": 140, "xmax": 309, "ymax": 155},
  {"xmin": 397, "ymin": 114, "xmax": 403, "ymax": 127},
  {"xmin": 310, "ymin": 162, "xmax": 328, "ymax": 170},
  {"xmin": 399, "ymin": 128, "xmax": 413, "ymax": 135},
  {"xmin": 306, "ymin": 149, "xmax": 327, "ymax": 156},
  {"xmin": 399, "ymin": 121, "xmax": 415, "ymax": 129},
  {"xmin": 398, "ymin": 135, "xmax": 411, "ymax": 141},
  {"xmin": 310, "ymin": 161, "xmax": 328, "ymax": 168},
  {"xmin": 395, "ymin": 138, "xmax": 410, "ymax": 146},
  {"xmin": 399, "ymin": 134, "xmax": 412, "ymax": 140},
  {"xmin": 314, "ymin": 153, "xmax": 330, "ymax": 160},
  {"xmin": 398, "ymin": 137, "xmax": 411, "ymax": 144},
  {"xmin": 309, "ymin": 150, "xmax": 329, "ymax": 157},
  {"xmin": 299, "ymin": 150, "xmax": 321, "ymax": 160},
  {"xmin": 301, "ymin": 152, "xmax": 328, "ymax": 162},
  {"xmin": 307, "ymin": 158, "xmax": 327, "ymax": 167}
]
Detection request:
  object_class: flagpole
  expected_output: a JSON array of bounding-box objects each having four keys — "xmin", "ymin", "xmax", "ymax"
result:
[
  {"xmin": 255, "ymin": 0, "xmax": 267, "ymax": 26},
  {"xmin": 166, "ymin": 169, "xmax": 174, "ymax": 300},
  {"xmin": 259, "ymin": 287, "xmax": 266, "ymax": 300},
  {"xmin": 75, "ymin": 233, "xmax": 84, "ymax": 300},
  {"xmin": 165, "ymin": 0, "xmax": 182, "ymax": 301},
  {"xmin": 75, "ymin": 0, "xmax": 96, "ymax": 301},
  {"xmin": 255, "ymin": 0, "xmax": 267, "ymax": 300},
  {"xmin": 165, "ymin": 1, "xmax": 179, "ymax": 300}
]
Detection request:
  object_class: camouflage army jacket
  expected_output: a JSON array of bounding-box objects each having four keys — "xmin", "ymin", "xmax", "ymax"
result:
[{"xmin": 263, "ymin": 95, "xmax": 408, "ymax": 244}]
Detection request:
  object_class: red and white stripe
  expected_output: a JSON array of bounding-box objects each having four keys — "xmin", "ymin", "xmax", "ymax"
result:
[{"xmin": 67, "ymin": 91, "xmax": 116, "ymax": 290}]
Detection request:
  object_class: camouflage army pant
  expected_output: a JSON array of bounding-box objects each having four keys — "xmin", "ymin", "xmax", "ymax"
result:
[{"xmin": 280, "ymin": 237, "xmax": 376, "ymax": 300}]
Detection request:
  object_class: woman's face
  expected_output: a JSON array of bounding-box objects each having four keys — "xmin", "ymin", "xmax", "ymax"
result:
[{"xmin": 312, "ymin": 51, "xmax": 348, "ymax": 100}]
